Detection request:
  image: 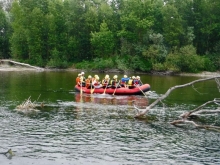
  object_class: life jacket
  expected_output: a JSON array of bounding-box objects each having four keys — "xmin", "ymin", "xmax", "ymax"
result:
[
  {"xmin": 111, "ymin": 79, "xmax": 117, "ymax": 86},
  {"xmin": 76, "ymin": 77, "xmax": 80, "ymax": 86},
  {"xmin": 102, "ymin": 79, "xmax": 109, "ymax": 86},
  {"xmin": 134, "ymin": 79, "xmax": 139, "ymax": 85},
  {"xmin": 128, "ymin": 79, "xmax": 134, "ymax": 86},
  {"xmin": 85, "ymin": 79, "xmax": 91, "ymax": 88}
]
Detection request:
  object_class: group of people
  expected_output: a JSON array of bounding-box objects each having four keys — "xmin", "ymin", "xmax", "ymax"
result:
[{"xmin": 76, "ymin": 72, "xmax": 143, "ymax": 89}]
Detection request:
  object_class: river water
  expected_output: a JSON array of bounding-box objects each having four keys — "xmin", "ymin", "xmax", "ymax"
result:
[{"xmin": 0, "ymin": 71, "xmax": 219, "ymax": 165}]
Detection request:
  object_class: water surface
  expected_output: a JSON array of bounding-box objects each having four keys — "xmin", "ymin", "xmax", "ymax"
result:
[{"xmin": 0, "ymin": 71, "xmax": 219, "ymax": 165}]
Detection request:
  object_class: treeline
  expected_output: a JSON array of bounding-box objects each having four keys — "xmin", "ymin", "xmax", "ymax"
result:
[{"xmin": 0, "ymin": 0, "xmax": 220, "ymax": 72}]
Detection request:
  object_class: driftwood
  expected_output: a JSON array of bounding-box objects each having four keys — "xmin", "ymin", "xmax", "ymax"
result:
[
  {"xmin": 170, "ymin": 98, "xmax": 220, "ymax": 131},
  {"xmin": 0, "ymin": 59, "xmax": 44, "ymax": 70},
  {"xmin": 133, "ymin": 76, "xmax": 220, "ymax": 131},
  {"xmin": 16, "ymin": 95, "xmax": 43, "ymax": 111}
]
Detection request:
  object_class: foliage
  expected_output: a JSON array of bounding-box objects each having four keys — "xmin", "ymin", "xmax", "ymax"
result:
[
  {"xmin": 90, "ymin": 22, "xmax": 115, "ymax": 58},
  {"xmin": 0, "ymin": 0, "xmax": 218, "ymax": 72},
  {"xmin": 165, "ymin": 45, "xmax": 205, "ymax": 73},
  {"xmin": 0, "ymin": 8, "xmax": 11, "ymax": 58},
  {"xmin": 75, "ymin": 58, "xmax": 114, "ymax": 71}
]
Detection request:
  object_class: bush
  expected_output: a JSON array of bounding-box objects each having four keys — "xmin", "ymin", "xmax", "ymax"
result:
[
  {"xmin": 75, "ymin": 58, "xmax": 114, "ymax": 70},
  {"xmin": 165, "ymin": 45, "xmax": 205, "ymax": 73},
  {"xmin": 164, "ymin": 53, "xmax": 181, "ymax": 72},
  {"xmin": 129, "ymin": 55, "xmax": 152, "ymax": 72},
  {"xmin": 115, "ymin": 57, "xmax": 130, "ymax": 71},
  {"xmin": 202, "ymin": 56, "xmax": 216, "ymax": 72},
  {"xmin": 152, "ymin": 63, "xmax": 167, "ymax": 71}
]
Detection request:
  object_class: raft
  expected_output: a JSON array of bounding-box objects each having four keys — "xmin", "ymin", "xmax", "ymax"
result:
[{"xmin": 75, "ymin": 84, "xmax": 150, "ymax": 95}]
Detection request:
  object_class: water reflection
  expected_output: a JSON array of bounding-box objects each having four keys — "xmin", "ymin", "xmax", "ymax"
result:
[{"xmin": 74, "ymin": 93, "xmax": 149, "ymax": 107}]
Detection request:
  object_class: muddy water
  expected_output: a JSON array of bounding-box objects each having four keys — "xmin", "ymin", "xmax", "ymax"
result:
[{"xmin": 0, "ymin": 71, "xmax": 219, "ymax": 165}]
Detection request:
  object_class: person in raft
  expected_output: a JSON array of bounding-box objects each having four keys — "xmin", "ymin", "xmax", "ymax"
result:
[
  {"xmin": 135, "ymin": 76, "xmax": 143, "ymax": 86},
  {"xmin": 76, "ymin": 73, "xmax": 81, "ymax": 86},
  {"xmin": 81, "ymin": 72, "xmax": 86, "ymax": 87},
  {"xmin": 93, "ymin": 75, "xmax": 102, "ymax": 88},
  {"xmin": 85, "ymin": 75, "xmax": 92, "ymax": 88},
  {"xmin": 121, "ymin": 75, "xmax": 130, "ymax": 88},
  {"xmin": 102, "ymin": 74, "xmax": 110, "ymax": 88},
  {"xmin": 111, "ymin": 75, "xmax": 120, "ymax": 88},
  {"xmin": 128, "ymin": 76, "xmax": 135, "ymax": 89}
]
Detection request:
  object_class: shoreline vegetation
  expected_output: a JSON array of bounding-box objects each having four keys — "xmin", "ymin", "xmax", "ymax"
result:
[{"xmin": 0, "ymin": 59, "xmax": 219, "ymax": 77}]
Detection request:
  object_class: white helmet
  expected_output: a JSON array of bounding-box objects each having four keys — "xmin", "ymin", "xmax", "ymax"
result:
[{"xmin": 81, "ymin": 72, "xmax": 85, "ymax": 75}]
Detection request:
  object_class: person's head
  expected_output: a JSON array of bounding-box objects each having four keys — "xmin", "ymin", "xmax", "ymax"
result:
[
  {"xmin": 105, "ymin": 75, "xmax": 109, "ymax": 79},
  {"xmin": 124, "ymin": 75, "xmax": 127, "ymax": 78},
  {"xmin": 136, "ymin": 76, "xmax": 140, "ymax": 80},
  {"xmin": 132, "ymin": 76, "xmax": 135, "ymax": 79},
  {"xmin": 113, "ymin": 75, "xmax": 118, "ymax": 79},
  {"xmin": 88, "ymin": 75, "xmax": 92, "ymax": 79},
  {"xmin": 81, "ymin": 72, "xmax": 85, "ymax": 75},
  {"xmin": 78, "ymin": 73, "xmax": 81, "ymax": 77}
]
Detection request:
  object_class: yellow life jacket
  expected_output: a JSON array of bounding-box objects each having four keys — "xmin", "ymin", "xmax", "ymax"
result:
[{"xmin": 128, "ymin": 79, "xmax": 133, "ymax": 86}]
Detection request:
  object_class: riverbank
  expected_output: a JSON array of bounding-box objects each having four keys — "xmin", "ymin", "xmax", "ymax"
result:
[{"xmin": 0, "ymin": 59, "xmax": 219, "ymax": 77}]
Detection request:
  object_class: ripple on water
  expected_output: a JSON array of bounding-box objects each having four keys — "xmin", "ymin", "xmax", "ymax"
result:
[{"xmin": 0, "ymin": 100, "xmax": 220, "ymax": 165}]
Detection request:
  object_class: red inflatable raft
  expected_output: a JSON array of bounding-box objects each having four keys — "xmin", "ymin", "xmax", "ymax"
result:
[{"xmin": 75, "ymin": 84, "xmax": 150, "ymax": 95}]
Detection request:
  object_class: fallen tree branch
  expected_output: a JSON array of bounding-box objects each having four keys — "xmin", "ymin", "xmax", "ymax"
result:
[
  {"xmin": 179, "ymin": 98, "xmax": 220, "ymax": 119},
  {"xmin": 134, "ymin": 76, "xmax": 220, "ymax": 118},
  {"xmin": 170, "ymin": 120, "xmax": 220, "ymax": 132}
]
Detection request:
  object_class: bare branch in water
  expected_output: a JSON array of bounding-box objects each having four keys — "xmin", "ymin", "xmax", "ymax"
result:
[
  {"xmin": 133, "ymin": 77, "xmax": 220, "ymax": 131},
  {"xmin": 134, "ymin": 76, "xmax": 220, "ymax": 118}
]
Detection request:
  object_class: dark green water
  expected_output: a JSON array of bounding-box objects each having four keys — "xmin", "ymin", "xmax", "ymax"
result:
[{"xmin": 0, "ymin": 71, "xmax": 219, "ymax": 165}]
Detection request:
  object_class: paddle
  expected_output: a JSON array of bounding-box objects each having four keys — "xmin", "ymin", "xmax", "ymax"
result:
[
  {"xmin": 91, "ymin": 80, "xmax": 95, "ymax": 94},
  {"xmin": 102, "ymin": 79, "xmax": 109, "ymax": 95},
  {"xmin": 80, "ymin": 82, "xmax": 83, "ymax": 95},
  {"xmin": 135, "ymin": 84, "xmax": 148, "ymax": 97},
  {"xmin": 112, "ymin": 80, "xmax": 120, "ymax": 95}
]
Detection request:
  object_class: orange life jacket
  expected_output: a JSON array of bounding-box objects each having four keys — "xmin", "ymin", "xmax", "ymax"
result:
[
  {"xmin": 76, "ymin": 77, "xmax": 80, "ymax": 85},
  {"xmin": 85, "ymin": 79, "xmax": 91, "ymax": 88}
]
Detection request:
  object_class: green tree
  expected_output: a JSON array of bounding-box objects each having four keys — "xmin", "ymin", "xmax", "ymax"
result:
[
  {"xmin": 10, "ymin": 0, "xmax": 29, "ymax": 60},
  {"xmin": 0, "ymin": 7, "xmax": 11, "ymax": 58},
  {"xmin": 162, "ymin": 2, "xmax": 184, "ymax": 48},
  {"xmin": 90, "ymin": 22, "xmax": 115, "ymax": 58}
]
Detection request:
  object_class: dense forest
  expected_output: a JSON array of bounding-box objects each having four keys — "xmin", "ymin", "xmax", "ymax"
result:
[{"xmin": 0, "ymin": 0, "xmax": 220, "ymax": 72}]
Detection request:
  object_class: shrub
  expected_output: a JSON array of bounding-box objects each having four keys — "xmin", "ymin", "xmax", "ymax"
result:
[{"xmin": 165, "ymin": 45, "xmax": 205, "ymax": 73}]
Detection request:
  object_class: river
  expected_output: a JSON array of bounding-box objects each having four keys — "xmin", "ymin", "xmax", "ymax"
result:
[{"xmin": 0, "ymin": 71, "xmax": 219, "ymax": 165}]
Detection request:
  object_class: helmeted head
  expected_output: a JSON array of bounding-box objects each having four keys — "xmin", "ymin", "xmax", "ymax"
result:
[
  {"xmin": 124, "ymin": 75, "xmax": 127, "ymax": 78},
  {"xmin": 78, "ymin": 73, "xmax": 81, "ymax": 76},
  {"xmin": 105, "ymin": 75, "xmax": 109, "ymax": 79},
  {"xmin": 88, "ymin": 75, "xmax": 92, "ymax": 79},
  {"xmin": 132, "ymin": 76, "xmax": 135, "ymax": 79},
  {"xmin": 136, "ymin": 76, "xmax": 140, "ymax": 80},
  {"xmin": 81, "ymin": 72, "xmax": 85, "ymax": 75},
  {"xmin": 113, "ymin": 75, "xmax": 118, "ymax": 79}
]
